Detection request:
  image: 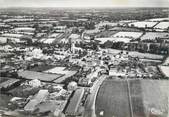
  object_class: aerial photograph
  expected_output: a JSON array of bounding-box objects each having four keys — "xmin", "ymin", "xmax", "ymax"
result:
[{"xmin": 0, "ymin": 0, "xmax": 169, "ymax": 117}]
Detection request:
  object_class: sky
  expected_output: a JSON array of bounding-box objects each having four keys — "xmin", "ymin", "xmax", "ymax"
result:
[{"xmin": 0, "ymin": 0, "xmax": 169, "ymax": 8}]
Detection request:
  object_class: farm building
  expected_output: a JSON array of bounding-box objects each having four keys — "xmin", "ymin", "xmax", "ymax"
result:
[
  {"xmin": 65, "ymin": 88, "xmax": 85, "ymax": 116},
  {"xmin": 95, "ymin": 79, "xmax": 169, "ymax": 117}
]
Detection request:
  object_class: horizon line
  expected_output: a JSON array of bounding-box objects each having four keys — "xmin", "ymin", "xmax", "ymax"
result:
[{"xmin": 0, "ymin": 6, "xmax": 169, "ymax": 9}]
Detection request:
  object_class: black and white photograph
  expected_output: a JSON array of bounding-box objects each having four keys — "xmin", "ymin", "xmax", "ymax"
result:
[{"xmin": 0, "ymin": 0, "xmax": 169, "ymax": 117}]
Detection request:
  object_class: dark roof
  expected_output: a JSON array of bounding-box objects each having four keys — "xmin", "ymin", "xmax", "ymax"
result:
[{"xmin": 95, "ymin": 79, "xmax": 169, "ymax": 117}]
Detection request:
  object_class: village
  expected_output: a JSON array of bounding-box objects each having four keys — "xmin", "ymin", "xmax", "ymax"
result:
[{"xmin": 0, "ymin": 7, "xmax": 169, "ymax": 117}]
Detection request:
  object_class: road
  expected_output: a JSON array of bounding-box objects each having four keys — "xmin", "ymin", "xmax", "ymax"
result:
[
  {"xmin": 126, "ymin": 79, "xmax": 134, "ymax": 117},
  {"xmin": 84, "ymin": 75, "xmax": 107, "ymax": 117}
]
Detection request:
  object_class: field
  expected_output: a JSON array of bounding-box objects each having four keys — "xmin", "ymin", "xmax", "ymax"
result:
[
  {"xmin": 44, "ymin": 67, "xmax": 77, "ymax": 83},
  {"xmin": 154, "ymin": 22, "xmax": 169, "ymax": 29},
  {"xmin": 141, "ymin": 32, "xmax": 169, "ymax": 41},
  {"xmin": 95, "ymin": 79, "xmax": 169, "ymax": 117},
  {"xmin": 95, "ymin": 79, "xmax": 131, "ymax": 117},
  {"xmin": 95, "ymin": 37, "xmax": 131, "ymax": 44},
  {"xmin": 158, "ymin": 66, "xmax": 169, "ymax": 77},
  {"xmin": 141, "ymin": 80, "xmax": 169, "ymax": 116},
  {"xmin": 18, "ymin": 70, "xmax": 63, "ymax": 82},
  {"xmin": 128, "ymin": 21, "xmax": 158, "ymax": 28},
  {"xmin": 163, "ymin": 56, "xmax": 169, "ymax": 65},
  {"xmin": 112, "ymin": 31, "xmax": 143, "ymax": 39}
]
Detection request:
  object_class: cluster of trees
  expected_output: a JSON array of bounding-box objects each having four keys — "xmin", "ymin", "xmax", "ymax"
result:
[{"xmin": 100, "ymin": 40, "xmax": 169, "ymax": 55}]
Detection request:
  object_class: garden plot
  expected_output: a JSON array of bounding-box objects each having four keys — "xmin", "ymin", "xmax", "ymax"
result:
[
  {"xmin": 112, "ymin": 31, "xmax": 143, "ymax": 39},
  {"xmin": 154, "ymin": 22, "xmax": 169, "ymax": 29},
  {"xmin": 128, "ymin": 21, "xmax": 158, "ymax": 28}
]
